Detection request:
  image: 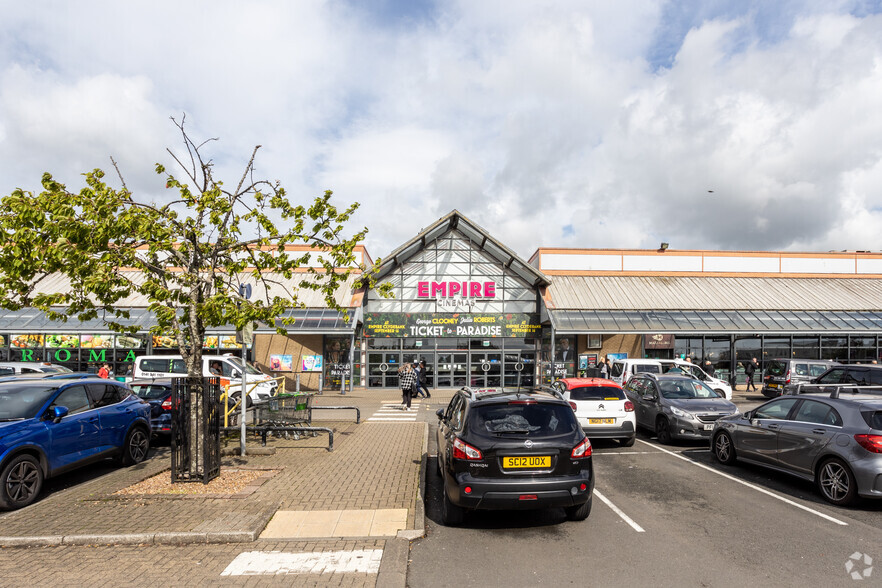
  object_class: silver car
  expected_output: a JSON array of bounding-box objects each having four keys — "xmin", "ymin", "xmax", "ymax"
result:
[
  {"xmin": 711, "ymin": 392, "xmax": 882, "ymax": 506},
  {"xmin": 623, "ymin": 374, "xmax": 738, "ymax": 444}
]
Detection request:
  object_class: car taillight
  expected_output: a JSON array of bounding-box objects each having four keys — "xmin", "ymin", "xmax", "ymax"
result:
[
  {"xmin": 571, "ymin": 438, "xmax": 592, "ymax": 458},
  {"xmin": 161, "ymin": 399, "xmax": 172, "ymax": 410},
  {"xmin": 624, "ymin": 400, "xmax": 634, "ymax": 412},
  {"xmin": 569, "ymin": 401, "xmax": 577, "ymax": 411},
  {"xmin": 854, "ymin": 434, "xmax": 882, "ymax": 453},
  {"xmin": 453, "ymin": 437, "xmax": 483, "ymax": 460},
  {"xmin": 785, "ymin": 370, "xmax": 791, "ymax": 384}
]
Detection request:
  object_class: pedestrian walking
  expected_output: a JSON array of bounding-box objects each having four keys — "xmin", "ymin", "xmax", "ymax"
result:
[
  {"xmin": 704, "ymin": 360, "xmax": 715, "ymax": 377},
  {"xmin": 600, "ymin": 358, "xmax": 609, "ymax": 379},
  {"xmin": 744, "ymin": 357, "xmax": 759, "ymax": 391},
  {"xmin": 604, "ymin": 357, "xmax": 612, "ymax": 379},
  {"xmin": 415, "ymin": 360, "xmax": 431, "ymax": 398},
  {"xmin": 98, "ymin": 363, "xmax": 110, "ymax": 379},
  {"xmin": 398, "ymin": 363, "xmax": 416, "ymax": 410}
]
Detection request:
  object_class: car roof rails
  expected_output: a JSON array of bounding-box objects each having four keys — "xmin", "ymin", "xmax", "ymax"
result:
[{"xmin": 534, "ymin": 385, "xmax": 565, "ymax": 401}]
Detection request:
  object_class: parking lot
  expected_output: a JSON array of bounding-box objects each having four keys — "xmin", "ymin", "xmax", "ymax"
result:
[{"xmin": 410, "ymin": 391, "xmax": 882, "ymax": 587}]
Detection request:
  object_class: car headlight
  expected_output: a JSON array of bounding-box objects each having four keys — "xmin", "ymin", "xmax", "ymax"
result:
[{"xmin": 670, "ymin": 406, "xmax": 695, "ymax": 420}]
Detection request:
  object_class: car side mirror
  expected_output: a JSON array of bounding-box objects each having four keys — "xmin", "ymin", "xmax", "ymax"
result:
[
  {"xmin": 435, "ymin": 408, "xmax": 445, "ymax": 420},
  {"xmin": 51, "ymin": 405, "xmax": 69, "ymax": 423}
]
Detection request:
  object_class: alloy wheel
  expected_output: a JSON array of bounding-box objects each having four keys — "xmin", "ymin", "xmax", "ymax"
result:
[
  {"xmin": 129, "ymin": 430, "xmax": 149, "ymax": 463},
  {"xmin": 715, "ymin": 434, "xmax": 731, "ymax": 462},
  {"xmin": 6, "ymin": 460, "xmax": 40, "ymax": 503},
  {"xmin": 819, "ymin": 461, "xmax": 850, "ymax": 502}
]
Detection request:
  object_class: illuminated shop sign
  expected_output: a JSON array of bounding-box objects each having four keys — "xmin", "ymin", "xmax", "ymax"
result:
[
  {"xmin": 417, "ymin": 281, "xmax": 496, "ymax": 298},
  {"xmin": 364, "ymin": 312, "xmax": 541, "ymax": 338}
]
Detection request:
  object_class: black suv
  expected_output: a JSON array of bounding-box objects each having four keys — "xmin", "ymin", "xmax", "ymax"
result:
[
  {"xmin": 435, "ymin": 387, "xmax": 594, "ymax": 526},
  {"xmin": 787, "ymin": 363, "xmax": 882, "ymax": 395}
]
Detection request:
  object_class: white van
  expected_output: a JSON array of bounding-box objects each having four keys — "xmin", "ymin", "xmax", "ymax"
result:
[
  {"xmin": 609, "ymin": 359, "xmax": 663, "ymax": 385},
  {"xmin": 133, "ymin": 355, "xmax": 277, "ymax": 406},
  {"xmin": 656, "ymin": 359, "xmax": 733, "ymax": 400}
]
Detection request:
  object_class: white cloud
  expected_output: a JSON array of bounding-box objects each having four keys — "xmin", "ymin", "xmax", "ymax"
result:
[{"xmin": 1, "ymin": 1, "xmax": 882, "ymax": 261}]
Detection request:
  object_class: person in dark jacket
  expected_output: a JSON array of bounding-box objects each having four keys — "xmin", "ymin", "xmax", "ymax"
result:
[
  {"xmin": 704, "ymin": 360, "xmax": 715, "ymax": 377},
  {"xmin": 744, "ymin": 357, "xmax": 759, "ymax": 391},
  {"xmin": 414, "ymin": 360, "xmax": 431, "ymax": 398}
]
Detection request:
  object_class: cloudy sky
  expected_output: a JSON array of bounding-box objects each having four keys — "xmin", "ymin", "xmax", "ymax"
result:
[{"xmin": 2, "ymin": 0, "xmax": 882, "ymax": 261}]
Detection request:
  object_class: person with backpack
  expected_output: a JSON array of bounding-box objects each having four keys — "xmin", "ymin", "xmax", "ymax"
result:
[{"xmin": 414, "ymin": 360, "xmax": 431, "ymax": 398}]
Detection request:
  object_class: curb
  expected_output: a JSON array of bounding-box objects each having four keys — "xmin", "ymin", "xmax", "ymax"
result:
[{"xmin": 0, "ymin": 503, "xmax": 278, "ymax": 549}]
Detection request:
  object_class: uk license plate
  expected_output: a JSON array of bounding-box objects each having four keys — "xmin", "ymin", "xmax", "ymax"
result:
[
  {"xmin": 703, "ymin": 424, "xmax": 714, "ymax": 431},
  {"xmin": 589, "ymin": 418, "xmax": 615, "ymax": 425},
  {"xmin": 503, "ymin": 456, "xmax": 551, "ymax": 469},
  {"xmin": 769, "ymin": 384, "xmax": 779, "ymax": 388}
]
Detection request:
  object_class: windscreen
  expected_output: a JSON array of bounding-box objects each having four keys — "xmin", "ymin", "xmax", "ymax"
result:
[
  {"xmin": 227, "ymin": 357, "xmax": 264, "ymax": 376},
  {"xmin": 658, "ymin": 379, "xmax": 719, "ymax": 399},
  {"xmin": 569, "ymin": 386, "xmax": 625, "ymax": 401},
  {"xmin": 469, "ymin": 403, "xmax": 578, "ymax": 436},
  {"xmin": 767, "ymin": 360, "xmax": 787, "ymax": 376},
  {"xmin": 0, "ymin": 384, "xmax": 58, "ymax": 420},
  {"xmin": 131, "ymin": 384, "xmax": 170, "ymax": 400}
]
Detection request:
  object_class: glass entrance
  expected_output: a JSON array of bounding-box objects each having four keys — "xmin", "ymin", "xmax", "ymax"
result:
[
  {"xmin": 436, "ymin": 353, "xmax": 468, "ymax": 388},
  {"xmin": 503, "ymin": 351, "xmax": 536, "ymax": 387},
  {"xmin": 367, "ymin": 351, "xmax": 402, "ymax": 388},
  {"xmin": 470, "ymin": 352, "xmax": 502, "ymax": 387}
]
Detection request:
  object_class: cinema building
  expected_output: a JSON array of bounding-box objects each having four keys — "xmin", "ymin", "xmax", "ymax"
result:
[{"xmin": 3, "ymin": 210, "xmax": 882, "ymax": 390}]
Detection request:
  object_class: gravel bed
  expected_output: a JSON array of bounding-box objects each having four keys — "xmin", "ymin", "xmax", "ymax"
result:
[{"xmin": 113, "ymin": 468, "xmax": 276, "ymax": 496}]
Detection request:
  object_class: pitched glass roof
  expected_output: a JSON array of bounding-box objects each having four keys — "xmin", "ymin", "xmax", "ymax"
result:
[{"xmin": 0, "ymin": 307, "xmax": 357, "ymax": 334}]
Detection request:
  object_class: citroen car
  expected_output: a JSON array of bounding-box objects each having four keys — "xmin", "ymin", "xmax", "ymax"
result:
[
  {"xmin": 552, "ymin": 377, "xmax": 636, "ymax": 446},
  {"xmin": 435, "ymin": 386, "xmax": 594, "ymax": 526}
]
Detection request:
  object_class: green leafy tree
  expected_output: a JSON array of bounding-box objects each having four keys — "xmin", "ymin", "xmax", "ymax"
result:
[{"xmin": 0, "ymin": 117, "xmax": 389, "ymax": 475}]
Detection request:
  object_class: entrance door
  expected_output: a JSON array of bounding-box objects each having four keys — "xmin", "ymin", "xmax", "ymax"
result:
[
  {"xmin": 503, "ymin": 352, "xmax": 536, "ymax": 388},
  {"xmin": 470, "ymin": 352, "xmax": 502, "ymax": 388},
  {"xmin": 404, "ymin": 352, "xmax": 435, "ymax": 387},
  {"xmin": 367, "ymin": 351, "xmax": 402, "ymax": 388},
  {"xmin": 436, "ymin": 353, "xmax": 468, "ymax": 388}
]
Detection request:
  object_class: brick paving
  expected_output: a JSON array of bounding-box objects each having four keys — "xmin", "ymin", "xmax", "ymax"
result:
[{"xmin": 0, "ymin": 388, "xmax": 448, "ymax": 586}]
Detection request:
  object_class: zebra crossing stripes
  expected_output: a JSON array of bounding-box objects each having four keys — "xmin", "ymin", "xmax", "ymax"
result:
[{"xmin": 367, "ymin": 402, "xmax": 421, "ymax": 421}]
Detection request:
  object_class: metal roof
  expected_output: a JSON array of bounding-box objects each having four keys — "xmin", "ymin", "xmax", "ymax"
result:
[
  {"xmin": 373, "ymin": 210, "xmax": 551, "ymax": 288},
  {"xmin": 25, "ymin": 271, "xmax": 361, "ymax": 309},
  {"xmin": 546, "ymin": 276, "xmax": 882, "ymax": 311},
  {"xmin": 550, "ymin": 309, "xmax": 882, "ymax": 334}
]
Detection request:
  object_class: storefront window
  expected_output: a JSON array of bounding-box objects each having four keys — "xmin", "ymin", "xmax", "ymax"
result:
[
  {"xmin": 735, "ymin": 336, "xmax": 762, "ymax": 384},
  {"xmin": 323, "ymin": 336, "xmax": 352, "ymax": 389},
  {"xmin": 674, "ymin": 337, "xmax": 703, "ymax": 364},
  {"xmin": 763, "ymin": 337, "xmax": 790, "ymax": 363},
  {"xmin": 552, "ymin": 336, "xmax": 575, "ymax": 379},
  {"xmin": 703, "ymin": 337, "xmax": 731, "ymax": 383},
  {"xmin": 850, "ymin": 336, "xmax": 877, "ymax": 362},
  {"xmin": 821, "ymin": 337, "xmax": 847, "ymax": 361},
  {"xmin": 791, "ymin": 336, "xmax": 819, "ymax": 359}
]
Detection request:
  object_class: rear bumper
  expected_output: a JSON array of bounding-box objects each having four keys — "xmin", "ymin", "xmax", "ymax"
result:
[
  {"xmin": 578, "ymin": 419, "xmax": 635, "ymax": 440},
  {"xmin": 446, "ymin": 466, "xmax": 594, "ymax": 511}
]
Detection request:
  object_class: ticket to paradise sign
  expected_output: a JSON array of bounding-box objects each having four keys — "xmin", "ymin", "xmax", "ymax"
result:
[{"xmin": 364, "ymin": 313, "xmax": 542, "ymax": 338}]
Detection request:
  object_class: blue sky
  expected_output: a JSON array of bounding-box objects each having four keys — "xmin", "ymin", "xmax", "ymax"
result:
[{"xmin": 2, "ymin": 1, "xmax": 882, "ymax": 259}]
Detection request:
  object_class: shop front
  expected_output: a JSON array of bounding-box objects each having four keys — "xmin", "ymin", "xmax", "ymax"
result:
[{"xmin": 360, "ymin": 212, "xmax": 551, "ymax": 388}]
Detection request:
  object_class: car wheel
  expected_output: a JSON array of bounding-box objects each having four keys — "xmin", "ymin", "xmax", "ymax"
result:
[
  {"xmin": 440, "ymin": 487, "xmax": 465, "ymax": 526},
  {"xmin": 655, "ymin": 417, "xmax": 672, "ymax": 445},
  {"xmin": 246, "ymin": 395, "xmax": 254, "ymax": 409},
  {"xmin": 620, "ymin": 436, "xmax": 635, "ymax": 448},
  {"xmin": 564, "ymin": 496, "xmax": 593, "ymax": 521},
  {"xmin": 817, "ymin": 458, "xmax": 857, "ymax": 506},
  {"xmin": 120, "ymin": 427, "xmax": 150, "ymax": 466},
  {"xmin": 713, "ymin": 431, "xmax": 737, "ymax": 465},
  {"xmin": 0, "ymin": 454, "xmax": 44, "ymax": 511}
]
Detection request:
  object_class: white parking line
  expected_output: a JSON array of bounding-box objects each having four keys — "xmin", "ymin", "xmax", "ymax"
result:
[
  {"xmin": 594, "ymin": 489, "xmax": 645, "ymax": 533},
  {"xmin": 636, "ymin": 439, "xmax": 848, "ymax": 526}
]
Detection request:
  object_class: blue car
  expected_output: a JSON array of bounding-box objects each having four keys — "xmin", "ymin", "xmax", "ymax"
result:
[{"xmin": 0, "ymin": 378, "xmax": 152, "ymax": 510}]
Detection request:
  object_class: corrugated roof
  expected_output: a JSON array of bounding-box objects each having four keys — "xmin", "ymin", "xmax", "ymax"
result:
[
  {"xmin": 27, "ymin": 271, "xmax": 361, "ymax": 309},
  {"xmin": 546, "ymin": 276, "xmax": 882, "ymax": 311}
]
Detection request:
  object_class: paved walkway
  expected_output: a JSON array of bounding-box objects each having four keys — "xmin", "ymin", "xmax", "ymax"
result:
[{"xmin": 0, "ymin": 388, "xmax": 453, "ymax": 587}]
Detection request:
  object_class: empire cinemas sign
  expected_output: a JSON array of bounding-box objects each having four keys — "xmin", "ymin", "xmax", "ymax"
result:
[{"xmin": 417, "ymin": 280, "xmax": 496, "ymax": 309}]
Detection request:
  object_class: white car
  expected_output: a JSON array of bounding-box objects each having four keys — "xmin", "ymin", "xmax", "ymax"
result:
[
  {"xmin": 553, "ymin": 378, "xmax": 636, "ymax": 447},
  {"xmin": 656, "ymin": 360, "xmax": 733, "ymax": 400}
]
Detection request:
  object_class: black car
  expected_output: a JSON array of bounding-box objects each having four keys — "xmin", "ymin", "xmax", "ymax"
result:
[
  {"xmin": 435, "ymin": 386, "xmax": 594, "ymax": 526},
  {"xmin": 129, "ymin": 378, "xmax": 174, "ymax": 437}
]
